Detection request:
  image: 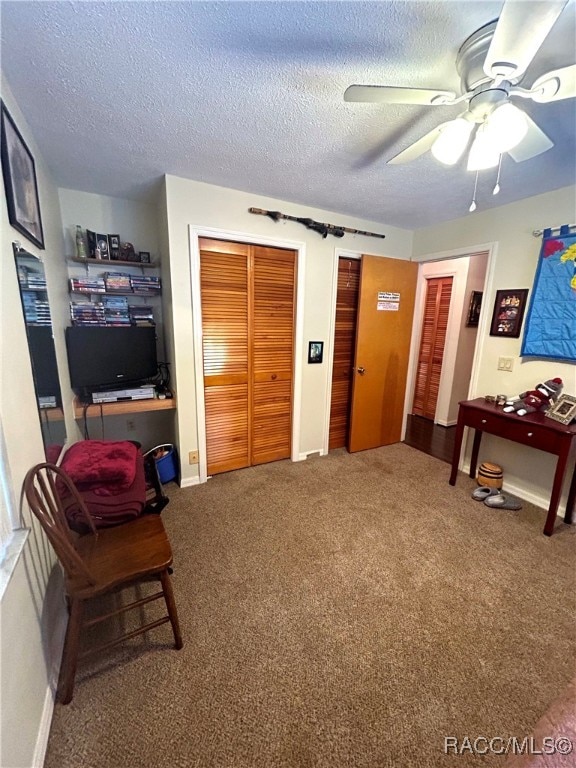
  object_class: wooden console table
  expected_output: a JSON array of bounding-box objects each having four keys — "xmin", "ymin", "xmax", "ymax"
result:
[{"xmin": 449, "ymin": 398, "xmax": 576, "ymax": 536}]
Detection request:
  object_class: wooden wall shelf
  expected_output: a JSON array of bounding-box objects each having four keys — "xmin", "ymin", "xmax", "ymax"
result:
[
  {"xmin": 74, "ymin": 396, "xmax": 176, "ymax": 419},
  {"xmin": 70, "ymin": 257, "xmax": 158, "ymax": 269}
]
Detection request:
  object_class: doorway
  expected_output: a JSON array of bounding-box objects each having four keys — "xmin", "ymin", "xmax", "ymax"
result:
[
  {"xmin": 327, "ymin": 252, "xmax": 418, "ymax": 453},
  {"xmin": 412, "ymin": 276, "xmax": 453, "ymax": 420},
  {"xmin": 405, "ymin": 251, "xmax": 489, "ymax": 463}
]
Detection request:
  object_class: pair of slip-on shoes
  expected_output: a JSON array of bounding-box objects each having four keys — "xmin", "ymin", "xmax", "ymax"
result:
[{"xmin": 471, "ymin": 486, "xmax": 522, "ymax": 510}]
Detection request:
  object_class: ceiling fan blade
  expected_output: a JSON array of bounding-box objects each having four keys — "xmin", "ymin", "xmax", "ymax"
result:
[
  {"xmin": 508, "ymin": 114, "xmax": 554, "ymax": 162},
  {"xmin": 530, "ymin": 64, "xmax": 576, "ymax": 103},
  {"xmin": 344, "ymin": 85, "xmax": 456, "ymax": 106},
  {"xmin": 387, "ymin": 123, "xmax": 449, "ymax": 164},
  {"xmin": 483, "ymin": 0, "xmax": 568, "ymax": 81}
]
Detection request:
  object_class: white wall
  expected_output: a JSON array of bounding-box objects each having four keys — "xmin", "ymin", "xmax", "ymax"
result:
[
  {"xmin": 448, "ymin": 253, "xmax": 487, "ymax": 422},
  {"xmin": 1, "ymin": 76, "xmax": 68, "ymax": 768},
  {"xmin": 162, "ymin": 175, "xmax": 414, "ymax": 484},
  {"xmin": 413, "ymin": 186, "xmax": 576, "ymax": 512}
]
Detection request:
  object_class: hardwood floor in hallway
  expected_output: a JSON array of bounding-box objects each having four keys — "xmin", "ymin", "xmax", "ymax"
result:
[{"xmin": 404, "ymin": 414, "xmax": 456, "ymax": 464}]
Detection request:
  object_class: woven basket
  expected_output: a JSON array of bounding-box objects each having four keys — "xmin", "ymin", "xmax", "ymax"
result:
[{"xmin": 477, "ymin": 461, "xmax": 503, "ymax": 488}]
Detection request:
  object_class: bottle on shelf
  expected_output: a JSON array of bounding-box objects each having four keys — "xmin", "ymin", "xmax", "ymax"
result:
[{"xmin": 75, "ymin": 225, "xmax": 87, "ymax": 259}]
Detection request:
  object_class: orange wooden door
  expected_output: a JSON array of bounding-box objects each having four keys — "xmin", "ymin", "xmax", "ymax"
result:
[
  {"xmin": 200, "ymin": 238, "xmax": 296, "ymax": 475},
  {"xmin": 412, "ymin": 276, "xmax": 453, "ymax": 420},
  {"xmin": 348, "ymin": 255, "xmax": 418, "ymax": 452},
  {"xmin": 200, "ymin": 239, "xmax": 250, "ymax": 475},
  {"xmin": 329, "ymin": 257, "xmax": 360, "ymax": 449},
  {"xmin": 251, "ymin": 246, "xmax": 296, "ymax": 465}
]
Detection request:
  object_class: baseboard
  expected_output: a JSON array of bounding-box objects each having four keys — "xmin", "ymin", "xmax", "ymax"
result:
[
  {"xmin": 435, "ymin": 418, "xmax": 457, "ymax": 427},
  {"xmin": 179, "ymin": 476, "xmax": 201, "ymax": 488},
  {"xmin": 297, "ymin": 449, "xmax": 326, "ymax": 461},
  {"xmin": 31, "ymin": 685, "xmax": 55, "ymax": 768}
]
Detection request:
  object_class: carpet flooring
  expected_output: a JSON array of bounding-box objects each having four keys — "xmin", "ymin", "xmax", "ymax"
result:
[{"xmin": 44, "ymin": 444, "xmax": 576, "ymax": 768}]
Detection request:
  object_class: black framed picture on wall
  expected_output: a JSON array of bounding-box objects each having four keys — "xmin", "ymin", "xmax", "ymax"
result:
[
  {"xmin": 0, "ymin": 102, "xmax": 45, "ymax": 249},
  {"xmin": 308, "ymin": 341, "xmax": 324, "ymax": 364},
  {"xmin": 489, "ymin": 289, "xmax": 529, "ymax": 337}
]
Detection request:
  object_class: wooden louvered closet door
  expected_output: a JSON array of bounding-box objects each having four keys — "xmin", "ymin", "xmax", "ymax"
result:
[
  {"xmin": 412, "ymin": 276, "xmax": 453, "ymax": 420},
  {"xmin": 199, "ymin": 238, "xmax": 296, "ymax": 476},
  {"xmin": 329, "ymin": 257, "xmax": 360, "ymax": 449}
]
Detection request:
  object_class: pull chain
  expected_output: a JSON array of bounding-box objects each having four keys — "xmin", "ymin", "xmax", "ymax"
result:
[
  {"xmin": 469, "ymin": 171, "xmax": 479, "ymax": 212},
  {"xmin": 493, "ymin": 155, "xmax": 502, "ymax": 195}
]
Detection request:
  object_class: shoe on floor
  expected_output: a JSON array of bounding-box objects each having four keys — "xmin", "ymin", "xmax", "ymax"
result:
[
  {"xmin": 484, "ymin": 493, "xmax": 522, "ymax": 510},
  {"xmin": 472, "ymin": 486, "xmax": 501, "ymax": 501}
]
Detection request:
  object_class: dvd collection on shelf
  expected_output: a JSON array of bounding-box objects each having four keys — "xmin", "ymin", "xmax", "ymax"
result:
[
  {"xmin": 69, "ymin": 273, "xmax": 160, "ymax": 327},
  {"xmin": 23, "ymin": 291, "xmax": 53, "ymax": 326}
]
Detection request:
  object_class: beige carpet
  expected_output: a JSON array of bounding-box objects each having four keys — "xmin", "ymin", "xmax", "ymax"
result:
[{"xmin": 45, "ymin": 444, "xmax": 576, "ymax": 768}]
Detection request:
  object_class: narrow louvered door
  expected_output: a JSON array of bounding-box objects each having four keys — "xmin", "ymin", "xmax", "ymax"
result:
[
  {"xmin": 200, "ymin": 239, "xmax": 250, "ymax": 475},
  {"xmin": 251, "ymin": 246, "xmax": 296, "ymax": 465},
  {"xmin": 412, "ymin": 276, "xmax": 453, "ymax": 420},
  {"xmin": 200, "ymin": 238, "xmax": 296, "ymax": 475},
  {"xmin": 329, "ymin": 257, "xmax": 360, "ymax": 449}
]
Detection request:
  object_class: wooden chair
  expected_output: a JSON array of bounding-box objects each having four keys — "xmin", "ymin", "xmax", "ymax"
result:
[{"xmin": 23, "ymin": 462, "xmax": 183, "ymax": 704}]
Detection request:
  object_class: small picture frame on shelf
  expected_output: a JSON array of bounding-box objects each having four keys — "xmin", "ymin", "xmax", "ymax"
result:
[
  {"xmin": 96, "ymin": 233, "xmax": 110, "ymax": 260},
  {"xmin": 308, "ymin": 341, "xmax": 324, "ymax": 364},
  {"xmin": 139, "ymin": 251, "xmax": 151, "ymax": 263},
  {"xmin": 108, "ymin": 234, "xmax": 121, "ymax": 260},
  {"xmin": 86, "ymin": 229, "xmax": 97, "ymax": 258},
  {"xmin": 545, "ymin": 394, "xmax": 576, "ymax": 425}
]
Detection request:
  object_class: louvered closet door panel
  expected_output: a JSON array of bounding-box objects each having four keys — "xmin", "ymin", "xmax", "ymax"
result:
[
  {"xmin": 200, "ymin": 239, "xmax": 250, "ymax": 475},
  {"xmin": 329, "ymin": 258, "xmax": 360, "ymax": 449},
  {"xmin": 412, "ymin": 276, "xmax": 452, "ymax": 420},
  {"xmin": 251, "ymin": 246, "xmax": 296, "ymax": 465}
]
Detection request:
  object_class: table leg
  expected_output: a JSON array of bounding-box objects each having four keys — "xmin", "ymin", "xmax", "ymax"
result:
[
  {"xmin": 449, "ymin": 411, "xmax": 466, "ymax": 486},
  {"xmin": 470, "ymin": 430, "xmax": 482, "ymax": 480},
  {"xmin": 564, "ymin": 461, "xmax": 576, "ymax": 526},
  {"xmin": 544, "ymin": 450, "xmax": 571, "ymax": 536}
]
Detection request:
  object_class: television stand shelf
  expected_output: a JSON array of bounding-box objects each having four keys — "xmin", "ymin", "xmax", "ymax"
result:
[{"xmin": 73, "ymin": 396, "xmax": 176, "ymax": 419}]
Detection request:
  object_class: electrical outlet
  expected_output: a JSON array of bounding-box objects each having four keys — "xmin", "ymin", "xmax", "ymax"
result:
[
  {"xmin": 497, "ymin": 357, "xmax": 514, "ymax": 372},
  {"xmin": 188, "ymin": 450, "xmax": 199, "ymax": 464},
  {"xmin": 126, "ymin": 419, "xmax": 136, "ymax": 431}
]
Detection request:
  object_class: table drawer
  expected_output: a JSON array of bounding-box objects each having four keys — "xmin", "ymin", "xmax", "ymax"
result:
[{"xmin": 463, "ymin": 409, "xmax": 563, "ymax": 454}]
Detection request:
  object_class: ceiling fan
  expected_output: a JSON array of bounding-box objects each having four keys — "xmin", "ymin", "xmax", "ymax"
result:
[{"xmin": 344, "ymin": 0, "xmax": 576, "ymax": 170}]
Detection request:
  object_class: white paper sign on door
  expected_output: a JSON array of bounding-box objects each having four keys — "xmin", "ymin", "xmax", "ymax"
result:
[{"xmin": 377, "ymin": 301, "xmax": 400, "ymax": 311}]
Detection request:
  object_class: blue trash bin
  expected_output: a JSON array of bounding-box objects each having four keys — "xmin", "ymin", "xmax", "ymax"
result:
[{"xmin": 145, "ymin": 444, "xmax": 178, "ymax": 483}]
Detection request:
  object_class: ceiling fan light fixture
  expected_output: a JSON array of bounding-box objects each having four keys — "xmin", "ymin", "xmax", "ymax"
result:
[
  {"xmin": 484, "ymin": 102, "xmax": 528, "ymax": 152},
  {"xmin": 430, "ymin": 118, "xmax": 474, "ymax": 165},
  {"xmin": 467, "ymin": 126, "xmax": 500, "ymax": 171}
]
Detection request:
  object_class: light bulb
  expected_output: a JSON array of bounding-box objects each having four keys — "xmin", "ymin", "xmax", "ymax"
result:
[
  {"xmin": 467, "ymin": 126, "xmax": 500, "ymax": 171},
  {"xmin": 484, "ymin": 103, "xmax": 528, "ymax": 153},
  {"xmin": 431, "ymin": 118, "xmax": 474, "ymax": 165}
]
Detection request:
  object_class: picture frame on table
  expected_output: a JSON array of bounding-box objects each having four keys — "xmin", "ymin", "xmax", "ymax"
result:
[
  {"xmin": 308, "ymin": 341, "xmax": 323, "ymax": 364},
  {"xmin": 545, "ymin": 394, "xmax": 576, "ymax": 425},
  {"xmin": 0, "ymin": 102, "xmax": 45, "ymax": 249},
  {"xmin": 139, "ymin": 251, "xmax": 151, "ymax": 263},
  {"xmin": 489, "ymin": 289, "xmax": 529, "ymax": 338}
]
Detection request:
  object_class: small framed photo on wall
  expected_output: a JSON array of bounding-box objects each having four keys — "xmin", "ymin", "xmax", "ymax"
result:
[
  {"xmin": 489, "ymin": 289, "xmax": 529, "ymax": 338},
  {"xmin": 466, "ymin": 291, "xmax": 483, "ymax": 327},
  {"xmin": 308, "ymin": 341, "xmax": 324, "ymax": 364}
]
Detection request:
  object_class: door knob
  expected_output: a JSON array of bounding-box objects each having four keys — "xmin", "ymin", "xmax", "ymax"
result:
[{"xmin": 357, "ymin": 367, "xmax": 366, "ymax": 375}]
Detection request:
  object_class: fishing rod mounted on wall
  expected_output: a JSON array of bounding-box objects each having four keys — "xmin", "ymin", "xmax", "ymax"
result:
[{"xmin": 249, "ymin": 207, "xmax": 386, "ymax": 240}]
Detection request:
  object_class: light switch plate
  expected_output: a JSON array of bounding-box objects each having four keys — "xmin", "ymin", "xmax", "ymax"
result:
[{"xmin": 497, "ymin": 357, "xmax": 514, "ymax": 372}]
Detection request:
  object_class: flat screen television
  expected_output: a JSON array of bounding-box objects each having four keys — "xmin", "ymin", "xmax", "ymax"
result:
[{"xmin": 65, "ymin": 326, "xmax": 158, "ymax": 394}]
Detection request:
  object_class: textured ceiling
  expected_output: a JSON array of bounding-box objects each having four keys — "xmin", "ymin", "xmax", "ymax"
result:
[{"xmin": 1, "ymin": 1, "xmax": 575, "ymax": 230}]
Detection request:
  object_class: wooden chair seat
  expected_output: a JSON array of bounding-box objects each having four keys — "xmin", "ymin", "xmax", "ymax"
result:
[
  {"xmin": 68, "ymin": 515, "xmax": 173, "ymax": 599},
  {"xmin": 23, "ymin": 462, "xmax": 183, "ymax": 704}
]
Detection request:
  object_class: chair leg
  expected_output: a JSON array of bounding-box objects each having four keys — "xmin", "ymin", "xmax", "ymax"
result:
[
  {"xmin": 58, "ymin": 597, "xmax": 84, "ymax": 705},
  {"xmin": 160, "ymin": 570, "xmax": 183, "ymax": 650}
]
